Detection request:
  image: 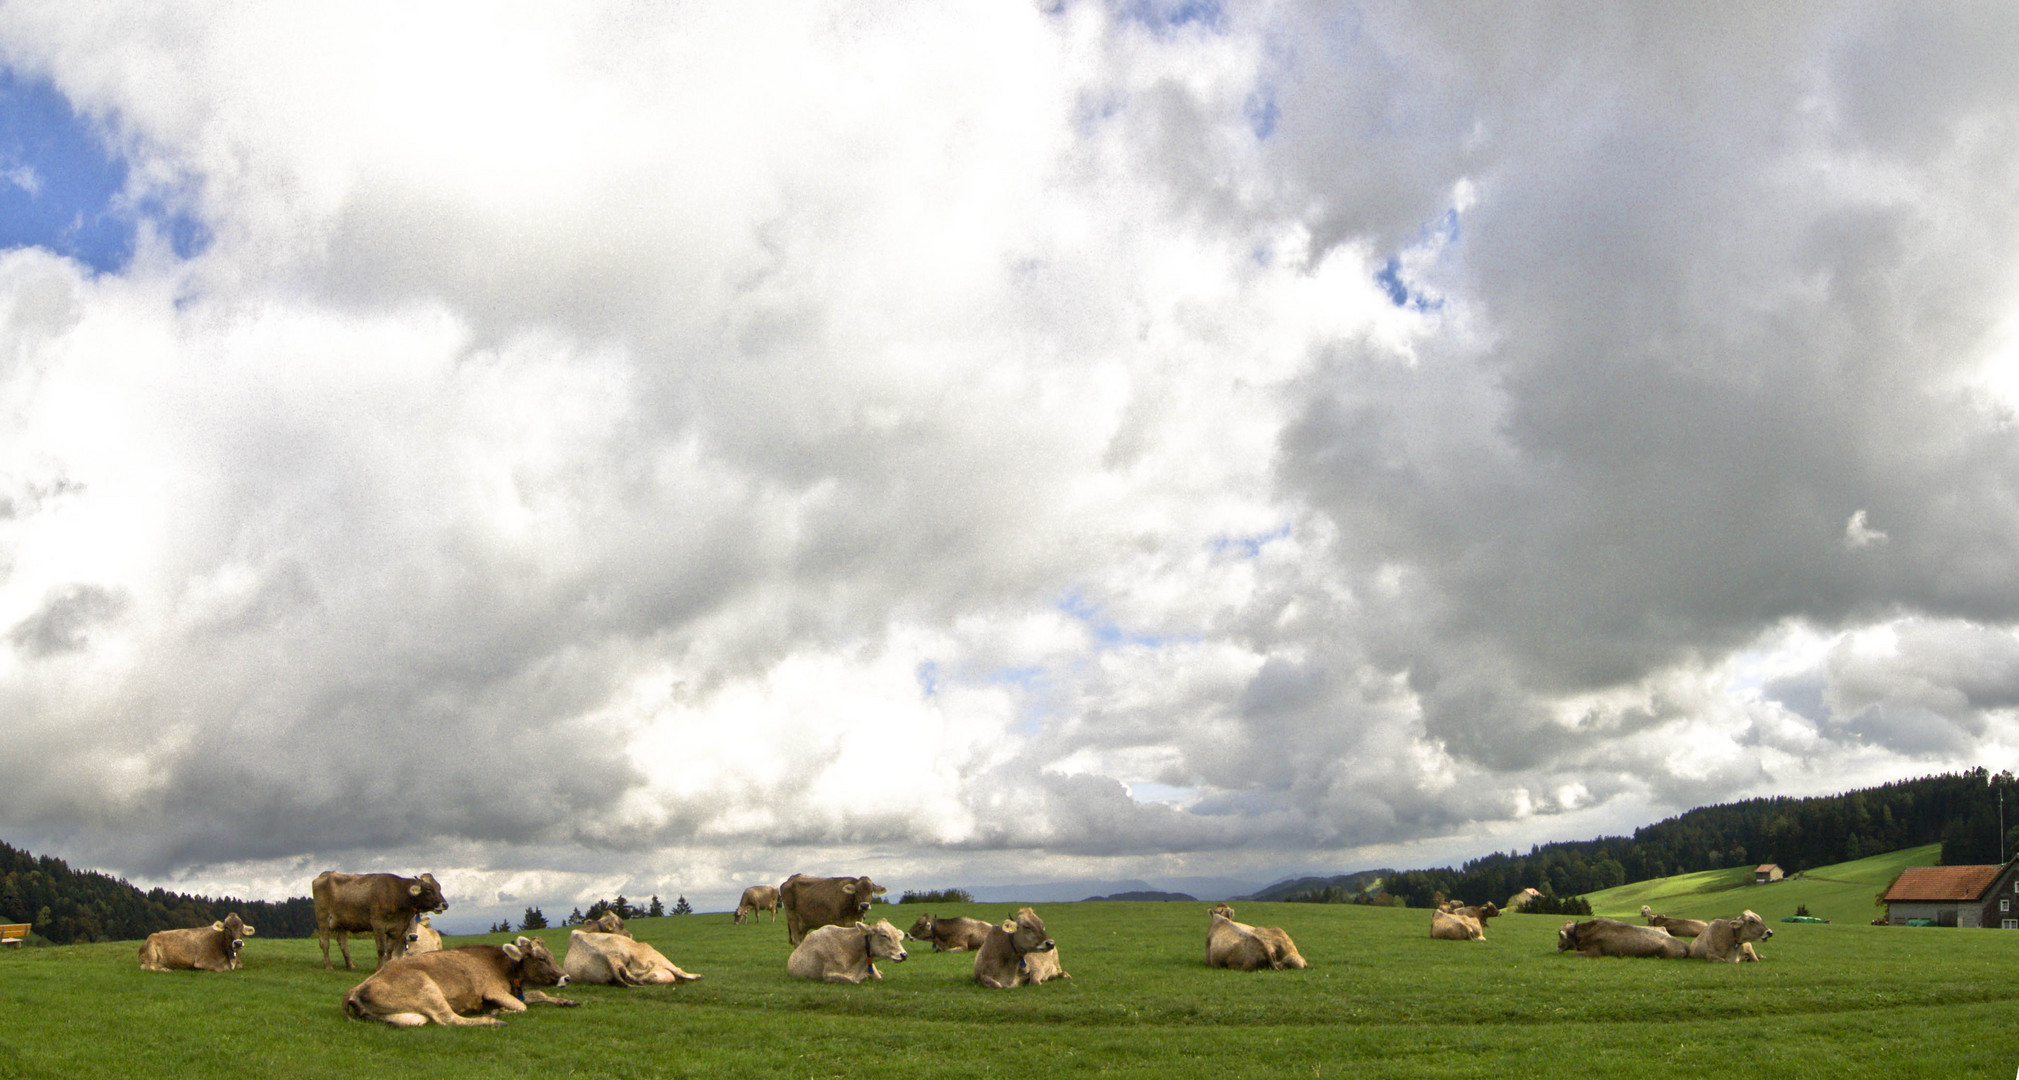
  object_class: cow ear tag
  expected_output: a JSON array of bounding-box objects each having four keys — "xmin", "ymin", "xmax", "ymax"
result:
[
  {"xmin": 409, "ymin": 884, "xmax": 421, "ymax": 895},
  {"xmin": 211, "ymin": 922, "xmax": 224, "ymax": 931}
]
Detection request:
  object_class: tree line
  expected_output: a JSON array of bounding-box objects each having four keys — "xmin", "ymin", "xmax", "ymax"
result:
[
  {"xmin": 1375, "ymin": 768, "xmax": 2016, "ymax": 909},
  {"xmin": 0, "ymin": 840, "xmax": 316, "ymax": 945}
]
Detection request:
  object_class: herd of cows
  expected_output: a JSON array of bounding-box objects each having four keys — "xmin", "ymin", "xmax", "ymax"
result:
[{"xmin": 128, "ymin": 870, "xmax": 1776, "ymax": 1026}]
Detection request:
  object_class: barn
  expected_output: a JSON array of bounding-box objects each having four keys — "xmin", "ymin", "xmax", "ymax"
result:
[
  {"xmin": 1754, "ymin": 864, "xmax": 1784, "ymax": 884},
  {"xmin": 1880, "ymin": 861, "xmax": 2019, "ymax": 928}
]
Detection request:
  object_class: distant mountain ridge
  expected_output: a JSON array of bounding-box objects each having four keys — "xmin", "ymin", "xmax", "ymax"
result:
[
  {"xmin": 1082, "ymin": 890, "xmax": 1198, "ymax": 902},
  {"xmin": 1241, "ymin": 869, "xmax": 1394, "ymax": 903}
]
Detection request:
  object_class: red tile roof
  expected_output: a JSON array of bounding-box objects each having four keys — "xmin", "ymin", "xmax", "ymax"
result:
[
  {"xmin": 1755, "ymin": 864, "xmax": 1780, "ymax": 872},
  {"xmin": 1881, "ymin": 865, "xmax": 2004, "ymax": 903}
]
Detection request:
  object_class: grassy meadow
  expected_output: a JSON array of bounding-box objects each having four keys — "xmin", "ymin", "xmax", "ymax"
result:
[
  {"xmin": 1583, "ymin": 843, "xmax": 1938, "ymax": 926},
  {"xmin": 4, "ymin": 874, "xmax": 2019, "ymax": 1079}
]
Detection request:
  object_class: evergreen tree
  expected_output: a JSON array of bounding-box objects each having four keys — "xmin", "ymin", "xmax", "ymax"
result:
[
  {"xmin": 648, "ymin": 895, "xmax": 664, "ymax": 917},
  {"xmin": 566, "ymin": 906, "xmax": 584, "ymax": 926},
  {"xmin": 672, "ymin": 895, "xmax": 693, "ymax": 915},
  {"xmin": 521, "ymin": 906, "xmax": 548, "ymax": 930},
  {"xmin": 614, "ymin": 895, "xmax": 633, "ymax": 919}
]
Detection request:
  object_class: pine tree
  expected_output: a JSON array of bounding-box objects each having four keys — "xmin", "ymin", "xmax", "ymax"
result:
[
  {"xmin": 521, "ymin": 906, "xmax": 548, "ymax": 930},
  {"xmin": 672, "ymin": 895, "xmax": 693, "ymax": 915},
  {"xmin": 648, "ymin": 895, "xmax": 664, "ymax": 917},
  {"xmin": 566, "ymin": 906, "xmax": 584, "ymax": 926},
  {"xmin": 614, "ymin": 895, "xmax": 632, "ymax": 919}
]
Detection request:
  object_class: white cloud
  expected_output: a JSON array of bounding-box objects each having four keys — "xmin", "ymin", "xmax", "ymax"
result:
[{"xmin": 4, "ymin": 2, "xmax": 2019, "ymax": 914}]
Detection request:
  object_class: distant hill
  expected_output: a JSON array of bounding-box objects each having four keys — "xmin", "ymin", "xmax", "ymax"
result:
[
  {"xmin": 1241, "ymin": 869, "xmax": 1394, "ymax": 903},
  {"xmin": 1582, "ymin": 843, "xmax": 1938, "ymax": 926},
  {"xmin": 0, "ymin": 838, "xmax": 316, "ymax": 945},
  {"xmin": 1081, "ymin": 890, "xmax": 1198, "ymax": 902}
]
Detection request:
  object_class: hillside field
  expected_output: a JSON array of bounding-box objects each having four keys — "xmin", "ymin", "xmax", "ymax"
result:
[
  {"xmin": 1582, "ymin": 843, "xmax": 1939, "ymax": 925},
  {"xmin": 4, "ymin": 888, "xmax": 2018, "ymax": 1078}
]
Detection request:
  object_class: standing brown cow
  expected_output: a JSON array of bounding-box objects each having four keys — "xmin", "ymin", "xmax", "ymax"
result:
[
  {"xmin": 313, "ymin": 871, "xmax": 449, "ymax": 970},
  {"xmin": 138, "ymin": 913, "xmax": 255, "ymax": 972},
  {"xmin": 778, "ymin": 874, "xmax": 886, "ymax": 945},
  {"xmin": 736, "ymin": 885, "xmax": 781, "ymax": 924}
]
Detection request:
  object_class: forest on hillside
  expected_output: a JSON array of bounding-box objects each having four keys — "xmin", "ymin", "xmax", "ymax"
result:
[
  {"xmin": 1375, "ymin": 768, "xmax": 2017, "ymax": 909},
  {"xmin": 0, "ymin": 840, "xmax": 316, "ymax": 945}
]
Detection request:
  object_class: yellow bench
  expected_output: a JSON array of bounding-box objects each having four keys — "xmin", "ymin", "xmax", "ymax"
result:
[{"xmin": 0, "ymin": 923, "xmax": 30, "ymax": 947}]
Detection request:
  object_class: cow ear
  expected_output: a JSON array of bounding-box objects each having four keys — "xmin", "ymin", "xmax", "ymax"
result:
[
  {"xmin": 1001, "ymin": 920, "xmax": 1016, "ymax": 932},
  {"xmin": 841, "ymin": 883, "xmax": 856, "ymax": 894},
  {"xmin": 873, "ymin": 885, "xmax": 888, "ymax": 894},
  {"xmin": 211, "ymin": 921, "xmax": 224, "ymax": 931},
  {"xmin": 422, "ymin": 873, "xmax": 438, "ymax": 885},
  {"xmin": 502, "ymin": 943, "xmax": 523, "ymax": 960},
  {"xmin": 244, "ymin": 926, "xmax": 256, "ymax": 936},
  {"xmin": 410, "ymin": 884, "xmax": 422, "ymax": 896}
]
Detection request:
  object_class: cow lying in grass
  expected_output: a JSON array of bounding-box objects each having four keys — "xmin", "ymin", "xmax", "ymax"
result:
[
  {"xmin": 906, "ymin": 913, "xmax": 994, "ymax": 952},
  {"xmin": 563, "ymin": 928, "xmax": 702, "ymax": 985},
  {"xmin": 1640, "ymin": 905, "xmax": 1709, "ymax": 938},
  {"xmin": 138, "ymin": 913, "xmax": 254, "ymax": 972},
  {"xmin": 343, "ymin": 938, "xmax": 576, "ymax": 1027},
  {"xmin": 787, "ymin": 918, "xmax": 908, "ymax": 984},
  {"xmin": 1687, "ymin": 910, "xmax": 1772, "ymax": 962},
  {"xmin": 1557, "ymin": 918, "xmax": 1691, "ymax": 959},
  {"xmin": 1206, "ymin": 910, "xmax": 1307, "ymax": 969},
  {"xmin": 975, "ymin": 908, "xmax": 1069, "ymax": 989},
  {"xmin": 1430, "ymin": 909, "xmax": 1488, "ymax": 941}
]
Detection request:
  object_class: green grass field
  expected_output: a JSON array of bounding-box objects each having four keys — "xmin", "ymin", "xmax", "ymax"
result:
[
  {"xmin": 1583, "ymin": 843, "xmax": 1937, "ymax": 925},
  {"xmin": 4, "ymin": 868, "xmax": 2018, "ymax": 1079}
]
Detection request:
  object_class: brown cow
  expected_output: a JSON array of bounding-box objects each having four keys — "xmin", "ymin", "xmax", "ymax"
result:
[
  {"xmin": 974, "ymin": 907, "xmax": 1069, "ymax": 989},
  {"xmin": 905, "ymin": 913, "xmax": 994, "ymax": 952},
  {"xmin": 343, "ymin": 938, "xmax": 576, "ymax": 1027},
  {"xmin": 1207, "ymin": 911, "xmax": 1307, "ymax": 970},
  {"xmin": 1640, "ymin": 905, "xmax": 1709, "ymax": 938},
  {"xmin": 578, "ymin": 911, "xmax": 629, "ymax": 937},
  {"xmin": 786, "ymin": 918, "xmax": 909, "ymax": 983},
  {"xmin": 562, "ymin": 928, "xmax": 701, "ymax": 985},
  {"xmin": 1209, "ymin": 903, "xmax": 1236, "ymax": 920},
  {"xmin": 1687, "ymin": 910, "xmax": 1773, "ymax": 962},
  {"xmin": 735, "ymin": 885, "xmax": 781, "ymax": 924},
  {"xmin": 1430, "ymin": 910, "xmax": 1487, "ymax": 941},
  {"xmin": 778, "ymin": 874, "xmax": 886, "ymax": 945},
  {"xmin": 138, "ymin": 913, "xmax": 255, "ymax": 972},
  {"xmin": 313, "ymin": 871, "xmax": 449, "ymax": 970},
  {"xmin": 1556, "ymin": 917, "xmax": 1690, "ymax": 959},
  {"xmin": 389, "ymin": 913, "xmax": 443, "ymax": 960}
]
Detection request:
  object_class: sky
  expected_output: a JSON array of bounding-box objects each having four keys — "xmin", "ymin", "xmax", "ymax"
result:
[{"xmin": 4, "ymin": 1, "xmax": 2019, "ymax": 931}]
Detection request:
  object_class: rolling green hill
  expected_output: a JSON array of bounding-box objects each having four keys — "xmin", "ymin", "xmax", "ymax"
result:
[{"xmin": 1582, "ymin": 843, "xmax": 1937, "ymax": 924}]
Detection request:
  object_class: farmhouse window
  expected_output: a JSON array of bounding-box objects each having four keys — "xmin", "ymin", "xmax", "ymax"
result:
[
  {"xmin": 2004, "ymin": 899, "xmax": 2012, "ymax": 913},
  {"xmin": 2006, "ymin": 919, "xmax": 2018, "ymax": 930}
]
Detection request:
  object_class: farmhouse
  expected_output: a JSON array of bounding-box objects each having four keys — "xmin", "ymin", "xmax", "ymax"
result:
[
  {"xmin": 1754, "ymin": 864, "xmax": 1783, "ymax": 884},
  {"xmin": 1880, "ymin": 860, "xmax": 2019, "ymax": 928}
]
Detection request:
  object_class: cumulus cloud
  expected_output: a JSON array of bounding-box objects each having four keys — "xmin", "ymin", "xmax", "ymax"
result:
[{"xmin": 3, "ymin": 1, "xmax": 2019, "ymax": 922}]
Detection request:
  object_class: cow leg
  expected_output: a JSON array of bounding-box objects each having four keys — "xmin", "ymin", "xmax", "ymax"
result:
[
  {"xmin": 520, "ymin": 990, "xmax": 579, "ymax": 1007},
  {"xmin": 336, "ymin": 931, "xmax": 356, "ymax": 970},
  {"xmin": 317, "ymin": 929, "xmax": 334, "ymax": 970}
]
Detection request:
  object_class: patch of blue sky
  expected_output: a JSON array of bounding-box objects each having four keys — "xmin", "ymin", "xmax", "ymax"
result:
[
  {"xmin": 1126, "ymin": 781, "xmax": 1200, "ymax": 806},
  {"xmin": 1210, "ymin": 523, "xmax": 1291, "ymax": 560},
  {"xmin": 1056, "ymin": 588, "xmax": 1191, "ymax": 650},
  {"xmin": 1245, "ymin": 88, "xmax": 1278, "ymax": 140},
  {"xmin": 1374, "ymin": 207, "xmax": 1461, "ymax": 311},
  {"xmin": 0, "ymin": 67, "xmax": 207, "ymax": 273},
  {"xmin": 1113, "ymin": 0, "xmax": 1227, "ymax": 34}
]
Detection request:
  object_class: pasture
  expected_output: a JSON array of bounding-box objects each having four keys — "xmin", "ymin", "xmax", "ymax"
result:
[
  {"xmin": 1584, "ymin": 843, "xmax": 1937, "ymax": 926},
  {"xmin": 4, "ymin": 896, "xmax": 2018, "ymax": 1079}
]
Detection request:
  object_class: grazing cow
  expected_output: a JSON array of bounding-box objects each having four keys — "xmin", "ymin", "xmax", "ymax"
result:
[
  {"xmin": 1207, "ymin": 911, "xmax": 1307, "ymax": 970},
  {"xmin": 1687, "ymin": 910, "xmax": 1773, "ymax": 963},
  {"xmin": 1640, "ymin": 905, "xmax": 1709, "ymax": 938},
  {"xmin": 735, "ymin": 885, "xmax": 781, "ymax": 924},
  {"xmin": 138, "ymin": 913, "xmax": 255, "ymax": 972},
  {"xmin": 974, "ymin": 908, "xmax": 1070, "ymax": 989},
  {"xmin": 343, "ymin": 938, "xmax": 576, "ymax": 1027},
  {"xmin": 562, "ymin": 928, "xmax": 701, "ymax": 985},
  {"xmin": 313, "ymin": 871, "xmax": 449, "ymax": 970},
  {"xmin": 578, "ymin": 911, "xmax": 629, "ymax": 937},
  {"xmin": 1430, "ymin": 910, "xmax": 1487, "ymax": 941},
  {"xmin": 390, "ymin": 913, "xmax": 443, "ymax": 959},
  {"xmin": 778, "ymin": 874, "xmax": 886, "ymax": 946},
  {"xmin": 1556, "ymin": 918, "xmax": 1690, "ymax": 959},
  {"xmin": 786, "ymin": 919, "xmax": 908, "ymax": 984},
  {"xmin": 905, "ymin": 914, "xmax": 995, "ymax": 952},
  {"xmin": 1209, "ymin": 903, "xmax": 1237, "ymax": 920}
]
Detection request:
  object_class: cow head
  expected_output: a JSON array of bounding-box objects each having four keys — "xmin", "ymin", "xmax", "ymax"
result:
[
  {"xmin": 402, "ymin": 913, "xmax": 436, "ymax": 948},
  {"xmin": 862, "ymin": 919, "xmax": 907, "ymax": 964},
  {"xmin": 211, "ymin": 913, "xmax": 254, "ymax": 969},
  {"xmin": 905, "ymin": 914, "xmax": 935, "ymax": 941},
  {"xmin": 1209, "ymin": 903, "xmax": 1235, "ymax": 921},
  {"xmin": 1474, "ymin": 902, "xmax": 1500, "ymax": 921},
  {"xmin": 1002, "ymin": 907, "xmax": 1055, "ymax": 955},
  {"xmin": 407, "ymin": 872, "xmax": 448, "ymax": 913},
  {"xmin": 581, "ymin": 911, "xmax": 630, "ymax": 937},
  {"xmin": 1556, "ymin": 920, "xmax": 1580, "ymax": 952},
  {"xmin": 840, "ymin": 877, "xmax": 886, "ymax": 918},
  {"xmin": 1731, "ymin": 910, "xmax": 1773, "ymax": 944},
  {"xmin": 501, "ymin": 936, "xmax": 569, "ymax": 989}
]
